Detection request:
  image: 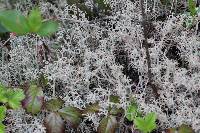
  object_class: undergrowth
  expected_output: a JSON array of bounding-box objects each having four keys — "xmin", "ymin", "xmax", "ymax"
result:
[{"xmin": 0, "ymin": 0, "xmax": 199, "ymax": 133}]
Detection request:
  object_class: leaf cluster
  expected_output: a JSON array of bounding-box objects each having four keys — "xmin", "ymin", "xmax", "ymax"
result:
[
  {"xmin": 125, "ymin": 100, "xmax": 157, "ymax": 133},
  {"xmin": 0, "ymin": 8, "xmax": 58, "ymax": 36},
  {"xmin": 43, "ymin": 95, "xmax": 123, "ymax": 133},
  {"xmin": 0, "ymin": 83, "xmax": 25, "ymax": 133},
  {"xmin": 44, "ymin": 98, "xmax": 82, "ymax": 133},
  {"xmin": 0, "ymin": 84, "xmax": 25, "ymax": 109},
  {"xmin": 134, "ymin": 112, "xmax": 157, "ymax": 133},
  {"xmin": 0, "ymin": 106, "xmax": 6, "ymax": 133},
  {"xmin": 188, "ymin": 0, "xmax": 197, "ymax": 17}
]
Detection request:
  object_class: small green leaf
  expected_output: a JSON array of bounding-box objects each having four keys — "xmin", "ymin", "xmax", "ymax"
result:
[
  {"xmin": 0, "ymin": 122, "xmax": 5, "ymax": 133},
  {"xmin": 0, "ymin": 85, "xmax": 7, "ymax": 103},
  {"xmin": 6, "ymin": 89, "xmax": 25, "ymax": 109},
  {"xmin": 97, "ymin": 115, "xmax": 118, "ymax": 133},
  {"xmin": 58, "ymin": 106, "xmax": 82, "ymax": 128},
  {"xmin": 46, "ymin": 98, "xmax": 64, "ymax": 112},
  {"xmin": 0, "ymin": 10, "xmax": 30, "ymax": 35},
  {"xmin": 44, "ymin": 112, "xmax": 65, "ymax": 133},
  {"xmin": 22, "ymin": 84, "xmax": 44, "ymax": 114},
  {"xmin": 28, "ymin": 8, "xmax": 42, "ymax": 32},
  {"xmin": 126, "ymin": 103, "xmax": 138, "ymax": 121},
  {"xmin": 0, "ymin": 9, "xmax": 58, "ymax": 36},
  {"xmin": 125, "ymin": 100, "xmax": 141, "ymax": 121},
  {"xmin": 188, "ymin": 0, "xmax": 197, "ymax": 16},
  {"xmin": 178, "ymin": 124, "xmax": 194, "ymax": 133},
  {"xmin": 37, "ymin": 20, "xmax": 58, "ymax": 36},
  {"xmin": 0, "ymin": 84, "xmax": 25, "ymax": 109},
  {"xmin": 0, "ymin": 106, "xmax": 6, "ymax": 121},
  {"xmin": 134, "ymin": 112, "xmax": 157, "ymax": 133}
]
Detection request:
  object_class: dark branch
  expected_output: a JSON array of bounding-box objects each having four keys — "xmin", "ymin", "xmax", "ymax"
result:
[{"xmin": 139, "ymin": 0, "xmax": 160, "ymax": 98}]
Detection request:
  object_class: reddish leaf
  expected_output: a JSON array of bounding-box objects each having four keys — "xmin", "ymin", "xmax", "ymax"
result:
[
  {"xmin": 22, "ymin": 84, "xmax": 44, "ymax": 114},
  {"xmin": 166, "ymin": 124, "xmax": 195, "ymax": 133},
  {"xmin": 44, "ymin": 112, "xmax": 65, "ymax": 133},
  {"xmin": 178, "ymin": 124, "xmax": 194, "ymax": 133},
  {"xmin": 58, "ymin": 106, "xmax": 82, "ymax": 128},
  {"xmin": 97, "ymin": 115, "xmax": 118, "ymax": 133},
  {"xmin": 166, "ymin": 128, "xmax": 176, "ymax": 133}
]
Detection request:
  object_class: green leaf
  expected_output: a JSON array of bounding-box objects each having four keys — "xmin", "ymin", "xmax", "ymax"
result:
[
  {"xmin": 6, "ymin": 89, "xmax": 25, "ymax": 109},
  {"xmin": 0, "ymin": 84, "xmax": 25, "ymax": 109},
  {"xmin": 125, "ymin": 100, "xmax": 141, "ymax": 121},
  {"xmin": 0, "ymin": 10, "xmax": 30, "ymax": 35},
  {"xmin": 44, "ymin": 112, "xmax": 65, "ymax": 133},
  {"xmin": 27, "ymin": 8, "xmax": 42, "ymax": 32},
  {"xmin": 0, "ymin": 9, "xmax": 58, "ymax": 36},
  {"xmin": 37, "ymin": 20, "xmax": 58, "ymax": 36},
  {"xmin": 0, "ymin": 106, "xmax": 6, "ymax": 121},
  {"xmin": 46, "ymin": 98, "xmax": 64, "ymax": 112},
  {"xmin": 83, "ymin": 102, "xmax": 100, "ymax": 114},
  {"xmin": 0, "ymin": 122, "xmax": 5, "ymax": 133},
  {"xmin": 134, "ymin": 112, "xmax": 157, "ymax": 133},
  {"xmin": 97, "ymin": 115, "xmax": 118, "ymax": 133},
  {"xmin": 178, "ymin": 124, "xmax": 194, "ymax": 133},
  {"xmin": 188, "ymin": 0, "xmax": 197, "ymax": 16},
  {"xmin": 22, "ymin": 84, "xmax": 44, "ymax": 114},
  {"xmin": 125, "ymin": 103, "xmax": 138, "ymax": 121},
  {"xmin": 0, "ymin": 23, "xmax": 8, "ymax": 33},
  {"xmin": 58, "ymin": 106, "xmax": 82, "ymax": 128},
  {"xmin": 0, "ymin": 85, "xmax": 7, "ymax": 103}
]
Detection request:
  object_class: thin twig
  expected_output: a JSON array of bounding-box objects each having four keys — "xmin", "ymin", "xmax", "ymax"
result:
[{"xmin": 0, "ymin": 37, "xmax": 11, "ymax": 48}]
